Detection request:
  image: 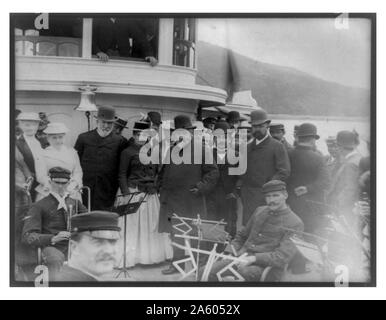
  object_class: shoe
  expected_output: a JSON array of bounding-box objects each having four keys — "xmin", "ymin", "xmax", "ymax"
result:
[{"xmin": 162, "ymin": 264, "xmax": 179, "ymax": 275}]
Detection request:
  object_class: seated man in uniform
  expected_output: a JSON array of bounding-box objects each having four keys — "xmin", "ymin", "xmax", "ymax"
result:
[
  {"xmin": 22, "ymin": 167, "xmax": 87, "ymax": 278},
  {"xmin": 54, "ymin": 211, "xmax": 121, "ymax": 282},
  {"xmin": 205, "ymin": 180, "xmax": 304, "ymax": 282}
]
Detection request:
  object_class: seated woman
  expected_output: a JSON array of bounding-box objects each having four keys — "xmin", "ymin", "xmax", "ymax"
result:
[
  {"xmin": 36, "ymin": 123, "xmax": 83, "ymax": 202},
  {"xmin": 115, "ymin": 121, "xmax": 172, "ymax": 268}
]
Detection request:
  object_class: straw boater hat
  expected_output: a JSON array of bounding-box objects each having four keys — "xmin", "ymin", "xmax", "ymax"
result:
[
  {"xmin": 44, "ymin": 122, "xmax": 69, "ymax": 135},
  {"xmin": 114, "ymin": 117, "xmax": 129, "ymax": 129},
  {"xmin": 16, "ymin": 112, "xmax": 41, "ymax": 122}
]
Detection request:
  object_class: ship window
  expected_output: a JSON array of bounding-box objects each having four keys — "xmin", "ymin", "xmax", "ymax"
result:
[
  {"xmin": 173, "ymin": 18, "xmax": 196, "ymax": 68},
  {"xmin": 91, "ymin": 17, "xmax": 158, "ymax": 62},
  {"xmin": 14, "ymin": 14, "xmax": 83, "ymax": 57}
]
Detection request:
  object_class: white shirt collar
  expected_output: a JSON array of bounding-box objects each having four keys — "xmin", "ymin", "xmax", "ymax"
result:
[
  {"xmin": 50, "ymin": 191, "xmax": 69, "ymax": 211},
  {"xmin": 67, "ymin": 262, "xmax": 100, "ymax": 281},
  {"xmin": 255, "ymin": 133, "xmax": 270, "ymax": 146},
  {"xmin": 345, "ymin": 149, "xmax": 359, "ymax": 160}
]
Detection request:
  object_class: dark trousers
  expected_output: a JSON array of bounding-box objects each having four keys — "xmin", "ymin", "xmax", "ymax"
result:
[
  {"xmin": 241, "ymin": 186, "xmax": 265, "ymax": 225},
  {"xmin": 41, "ymin": 246, "xmax": 67, "ymax": 280}
]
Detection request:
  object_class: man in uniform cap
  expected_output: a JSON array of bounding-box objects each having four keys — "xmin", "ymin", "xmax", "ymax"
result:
[
  {"xmin": 240, "ymin": 109, "xmax": 291, "ymax": 225},
  {"xmin": 75, "ymin": 106, "xmax": 127, "ymax": 210},
  {"xmin": 205, "ymin": 180, "xmax": 303, "ymax": 282},
  {"xmin": 158, "ymin": 115, "xmax": 219, "ymax": 274},
  {"xmin": 54, "ymin": 211, "xmax": 121, "ymax": 282},
  {"xmin": 269, "ymin": 123, "xmax": 293, "ymax": 152},
  {"xmin": 22, "ymin": 167, "xmax": 87, "ymax": 279},
  {"xmin": 287, "ymin": 123, "xmax": 329, "ymax": 234}
]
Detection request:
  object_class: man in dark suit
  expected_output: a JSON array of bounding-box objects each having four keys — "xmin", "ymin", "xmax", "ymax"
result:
[
  {"xmin": 158, "ymin": 115, "xmax": 219, "ymax": 275},
  {"xmin": 240, "ymin": 109, "xmax": 291, "ymax": 225},
  {"xmin": 287, "ymin": 123, "xmax": 330, "ymax": 234},
  {"xmin": 92, "ymin": 17, "xmax": 158, "ymax": 66},
  {"xmin": 74, "ymin": 106, "xmax": 126, "ymax": 211}
]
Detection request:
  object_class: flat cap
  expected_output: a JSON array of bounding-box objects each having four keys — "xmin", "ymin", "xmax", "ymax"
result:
[
  {"xmin": 269, "ymin": 123, "xmax": 285, "ymax": 131},
  {"xmin": 262, "ymin": 180, "xmax": 287, "ymax": 194},
  {"xmin": 48, "ymin": 166, "xmax": 71, "ymax": 182},
  {"xmin": 71, "ymin": 211, "xmax": 121, "ymax": 240}
]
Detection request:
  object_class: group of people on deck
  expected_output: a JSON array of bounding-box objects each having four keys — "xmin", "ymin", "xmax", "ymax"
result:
[{"xmin": 14, "ymin": 104, "xmax": 370, "ymax": 282}]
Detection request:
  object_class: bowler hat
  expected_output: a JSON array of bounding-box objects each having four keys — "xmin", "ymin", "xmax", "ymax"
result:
[
  {"xmin": 336, "ymin": 131, "xmax": 358, "ymax": 149},
  {"xmin": 214, "ymin": 120, "xmax": 231, "ymax": 131},
  {"xmin": 269, "ymin": 123, "xmax": 285, "ymax": 132},
  {"xmin": 262, "ymin": 180, "xmax": 287, "ymax": 194},
  {"xmin": 249, "ymin": 109, "xmax": 271, "ymax": 126},
  {"xmin": 95, "ymin": 106, "xmax": 116, "ymax": 122},
  {"xmin": 44, "ymin": 122, "xmax": 69, "ymax": 135},
  {"xmin": 296, "ymin": 123, "xmax": 320, "ymax": 140},
  {"xmin": 227, "ymin": 111, "xmax": 241, "ymax": 123},
  {"xmin": 148, "ymin": 111, "xmax": 162, "ymax": 125},
  {"xmin": 16, "ymin": 112, "xmax": 41, "ymax": 122},
  {"xmin": 114, "ymin": 117, "xmax": 128, "ymax": 129},
  {"xmin": 174, "ymin": 115, "xmax": 196, "ymax": 130},
  {"xmin": 71, "ymin": 211, "xmax": 121, "ymax": 240}
]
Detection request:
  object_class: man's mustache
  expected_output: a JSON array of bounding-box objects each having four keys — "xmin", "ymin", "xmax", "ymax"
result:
[{"xmin": 96, "ymin": 254, "xmax": 115, "ymax": 262}]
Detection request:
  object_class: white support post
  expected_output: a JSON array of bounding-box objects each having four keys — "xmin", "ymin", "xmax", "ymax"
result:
[
  {"xmin": 158, "ymin": 18, "xmax": 174, "ymax": 65},
  {"xmin": 82, "ymin": 18, "xmax": 93, "ymax": 59}
]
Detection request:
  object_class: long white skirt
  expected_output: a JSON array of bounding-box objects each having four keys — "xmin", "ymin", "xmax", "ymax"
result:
[{"xmin": 115, "ymin": 188, "xmax": 173, "ymax": 268}]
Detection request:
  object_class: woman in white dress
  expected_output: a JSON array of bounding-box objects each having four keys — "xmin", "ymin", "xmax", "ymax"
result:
[
  {"xmin": 36, "ymin": 122, "xmax": 83, "ymax": 201},
  {"xmin": 115, "ymin": 121, "xmax": 172, "ymax": 268}
]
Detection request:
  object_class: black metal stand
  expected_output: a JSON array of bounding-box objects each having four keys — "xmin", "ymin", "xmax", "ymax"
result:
[
  {"xmin": 85, "ymin": 111, "xmax": 91, "ymax": 131},
  {"xmin": 114, "ymin": 192, "xmax": 147, "ymax": 279},
  {"xmin": 115, "ymin": 213, "xmax": 131, "ymax": 279}
]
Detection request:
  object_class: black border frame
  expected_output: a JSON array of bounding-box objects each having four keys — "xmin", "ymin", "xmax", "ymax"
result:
[{"xmin": 9, "ymin": 12, "xmax": 376, "ymax": 287}]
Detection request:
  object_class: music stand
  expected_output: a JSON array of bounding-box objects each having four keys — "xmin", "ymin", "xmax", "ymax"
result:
[{"xmin": 113, "ymin": 192, "xmax": 147, "ymax": 279}]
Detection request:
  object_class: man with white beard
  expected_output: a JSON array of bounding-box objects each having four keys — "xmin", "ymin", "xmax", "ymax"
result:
[{"xmin": 75, "ymin": 106, "xmax": 126, "ymax": 211}]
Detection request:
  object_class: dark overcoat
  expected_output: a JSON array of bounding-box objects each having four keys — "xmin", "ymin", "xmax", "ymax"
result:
[
  {"xmin": 241, "ymin": 136, "xmax": 291, "ymax": 225},
  {"xmin": 74, "ymin": 130, "xmax": 125, "ymax": 210},
  {"xmin": 158, "ymin": 143, "xmax": 219, "ymax": 234},
  {"xmin": 287, "ymin": 145, "xmax": 330, "ymax": 233},
  {"xmin": 206, "ymin": 148, "xmax": 238, "ymax": 236}
]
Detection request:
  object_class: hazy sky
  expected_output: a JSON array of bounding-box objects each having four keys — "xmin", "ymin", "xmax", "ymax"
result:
[{"xmin": 197, "ymin": 18, "xmax": 371, "ymax": 89}]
